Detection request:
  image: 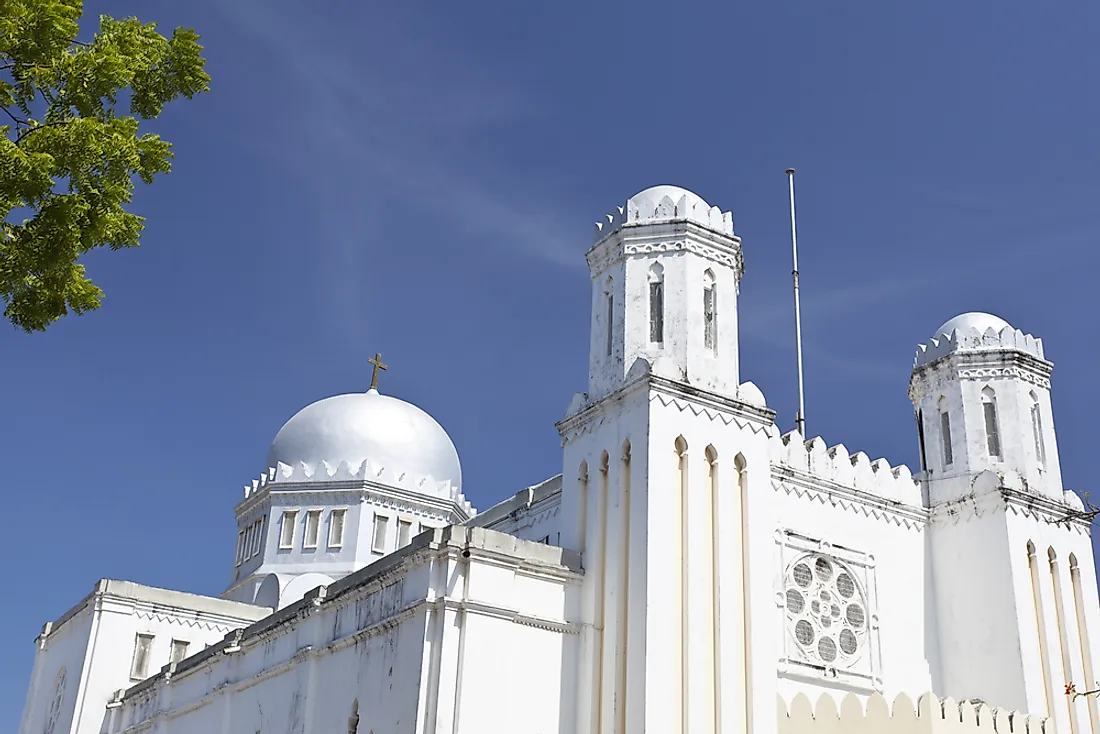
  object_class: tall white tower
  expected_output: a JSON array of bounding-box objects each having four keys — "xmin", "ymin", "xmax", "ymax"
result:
[
  {"xmin": 558, "ymin": 186, "xmax": 779, "ymax": 734},
  {"xmin": 584, "ymin": 185, "xmax": 743, "ymax": 402},
  {"xmin": 912, "ymin": 312, "xmax": 1100, "ymax": 733}
]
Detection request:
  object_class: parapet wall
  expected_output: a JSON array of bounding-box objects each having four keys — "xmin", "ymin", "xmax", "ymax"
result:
[
  {"xmin": 239, "ymin": 460, "xmax": 475, "ymax": 516},
  {"xmin": 914, "ymin": 325, "xmax": 1045, "ymax": 369},
  {"xmin": 772, "ymin": 430, "xmax": 923, "ymax": 508},
  {"xmin": 778, "ymin": 692, "xmax": 1047, "ymax": 734}
]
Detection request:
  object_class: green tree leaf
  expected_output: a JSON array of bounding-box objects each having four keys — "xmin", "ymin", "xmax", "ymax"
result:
[{"xmin": 1, "ymin": 0, "xmax": 209, "ymax": 332}]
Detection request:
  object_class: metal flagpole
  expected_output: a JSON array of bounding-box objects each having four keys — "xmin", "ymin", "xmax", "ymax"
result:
[{"xmin": 786, "ymin": 168, "xmax": 807, "ymax": 437}]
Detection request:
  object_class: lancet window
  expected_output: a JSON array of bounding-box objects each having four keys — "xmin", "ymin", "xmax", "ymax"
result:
[
  {"xmin": 981, "ymin": 387, "xmax": 1002, "ymax": 459},
  {"xmin": 703, "ymin": 270, "xmax": 717, "ymax": 352},
  {"xmin": 649, "ymin": 263, "xmax": 664, "ymax": 345},
  {"xmin": 1031, "ymin": 392, "xmax": 1047, "ymax": 469},
  {"xmin": 605, "ymin": 278, "xmax": 614, "ymax": 357},
  {"xmin": 938, "ymin": 397, "xmax": 953, "ymax": 467}
]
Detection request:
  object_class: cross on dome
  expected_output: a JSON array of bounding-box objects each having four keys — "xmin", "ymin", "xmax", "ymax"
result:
[{"xmin": 368, "ymin": 352, "xmax": 388, "ymax": 391}]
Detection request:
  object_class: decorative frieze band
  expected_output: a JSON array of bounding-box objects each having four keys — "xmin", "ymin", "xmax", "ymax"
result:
[
  {"xmin": 771, "ymin": 476, "xmax": 927, "ymax": 531},
  {"xmin": 588, "ymin": 238, "xmax": 743, "ymax": 277},
  {"xmin": 130, "ymin": 610, "xmax": 239, "ymax": 633}
]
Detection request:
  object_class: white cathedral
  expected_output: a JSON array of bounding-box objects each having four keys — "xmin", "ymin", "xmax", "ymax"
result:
[{"xmin": 19, "ymin": 185, "xmax": 1098, "ymax": 734}]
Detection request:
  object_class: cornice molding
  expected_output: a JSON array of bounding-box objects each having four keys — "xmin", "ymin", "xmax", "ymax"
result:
[
  {"xmin": 130, "ymin": 609, "xmax": 239, "ymax": 633},
  {"xmin": 586, "ymin": 220, "xmax": 743, "ymax": 281},
  {"xmin": 556, "ymin": 376, "xmax": 649, "ymax": 445},
  {"xmin": 909, "ymin": 350, "xmax": 1053, "ymax": 401},
  {"xmin": 649, "ymin": 375, "xmax": 776, "ymax": 430},
  {"xmin": 556, "ymin": 372, "xmax": 775, "ymax": 445},
  {"xmin": 929, "ymin": 486, "xmax": 1091, "ymax": 534},
  {"xmin": 771, "ymin": 469, "xmax": 927, "ymax": 531},
  {"xmin": 235, "ymin": 481, "xmax": 471, "ymax": 523}
]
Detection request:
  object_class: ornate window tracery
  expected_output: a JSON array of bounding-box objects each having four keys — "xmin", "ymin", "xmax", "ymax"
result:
[
  {"xmin": 777, "ymin": 531, "xmax": 881, "ymax": 690},
  {"xmin": 784, "ymin": 553, "xmax": 868, "ymax": 666}
]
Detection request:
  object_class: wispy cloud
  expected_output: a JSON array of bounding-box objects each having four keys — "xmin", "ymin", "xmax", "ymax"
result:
[{"xmin": 212, "ymin": 1, "xmax": 581, "ymax": 272}]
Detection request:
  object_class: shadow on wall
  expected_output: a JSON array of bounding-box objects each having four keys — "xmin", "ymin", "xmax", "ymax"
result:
[
  {"xmin": 923, "ymin": 532, "xmax": 942, "ymax": 695},
  {"xmin": 254, "ymin": 572, "xmax": 337, "ymax": 610}
]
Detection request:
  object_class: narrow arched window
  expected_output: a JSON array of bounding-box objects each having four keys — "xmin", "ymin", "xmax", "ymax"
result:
[
  {"xmin": 703, "ymin": 269, "xmax": 717, "ymax": 353},
  {"xmin": 981, "ymin": 387, "xmax": 1002, "ymax": 459},
  {"xmin": 577, "ymin": 461, "xmax": 589, "ymax": 555},
  {"xmin": 938, "ymin": 396, "xmax": 953, "ymax": 467},
  {"xmin": 1031, "ymin": 391, "xmax": 1047, "ymax": 469},
  {"xmin": 648, "ymin": 263, "xmax": 664, "ymax": 345},
  {"xmin": 605, "ymin": 278, "xmax": 614, "ymax": 357},
  {"xmin": 915, "ymin": 409, "xmax": 928, "ymax": 473}
]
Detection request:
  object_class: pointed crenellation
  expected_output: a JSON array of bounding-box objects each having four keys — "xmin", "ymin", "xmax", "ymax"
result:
[
  {"xmin": 773, "ymin": 430, "xmax": 921, "ymax": 507},
  {"xmin": 240, "ymin": 459, "xmax": 475, "ymax": 516},
  {"xmin": 778, "ymin": 691, "xmax": 1047, "ymax": 733},
  {"xmin": 914, "ymin": 324, "xmax": 1045, "ymax": 369},
  {"xmin": 593, "ymin": 188, "xmax": 734, "ymax": 243}
]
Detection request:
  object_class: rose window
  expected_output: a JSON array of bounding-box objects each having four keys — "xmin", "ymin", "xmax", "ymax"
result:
[{"xmin": 784, "ymin": 553, "xmax": 868, "ymax": 667}]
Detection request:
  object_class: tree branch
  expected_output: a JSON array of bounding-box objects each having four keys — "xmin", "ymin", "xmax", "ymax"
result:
[
  {"xmin": 1067, "ymin": 683, "xmax": 1100, "ymax": 699},
  {"xmin": 2, "ymin": 106, "xmax": 27, "ymax": 127},
  {"xmin": 14, "ymin": 119, "xmax": 72, "ymax": 144},
  {"xmin": 1048, "ymin": 492, "xmax": 1100, "ymax": 525}
]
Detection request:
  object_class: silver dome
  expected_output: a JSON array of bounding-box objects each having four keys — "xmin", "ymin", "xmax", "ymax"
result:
[{"xmin": 266, "ymin": 390, "xmax": 461, "ymax": 489}]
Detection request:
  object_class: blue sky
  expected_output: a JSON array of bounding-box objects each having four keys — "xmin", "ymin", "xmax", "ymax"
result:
[{"xmin": 4, "ymin": 0, "xmax": 1100, "ymax": 723}]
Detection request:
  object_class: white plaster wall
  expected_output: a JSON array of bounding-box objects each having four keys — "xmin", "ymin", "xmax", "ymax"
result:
[
  {"xmin": 619, "ymin": 237, "xmax": 741, "ymax": 394},
  {"xmin": 78, "ymin": 596, "xmax": 262, "ymax": 734},
  {"xmin": 641, "ymin": 392, "xmax": 776, "ymax": 734},
  {"xmin": 925, "ymin": 492, "xmax": 1100, "ymax": 732},
  {"xmin": 20, "ymin": 583, "xmax": 265, "ymax": 734},
  {"xmin": 226, "ymin": 487, "xmax": 454, "ymax": 608},
  {"xmin": 558, "ymin": 383, "xmax": 649, "ymax": 734},
  {"xmin": 470, "ymin": 477, "xmax": 563, "ymax": 546},
  {"xmin": 116, "ymin": 570, "xmax": 425, "ymax": 734},
  {"xmin": 112, "ymin": 529, "xmax": 579, "ymax": 734},
  {"xmin": 954, "ymin": 377, "xmax": 1064, "ymax": 501},
  {"xmin": 770, "ymin": 487, "xmax": 934, "ymax": 703},
  {"xmin": 586, "ymin": 223, "xmax": 742, "ymax": 403},
  {"xmin": 914, "ymin": 374, "xmax": 974, "ymax": 504},
  {"xmin": 452, "ymin": 554, "xmax": 575, "ymax": 734},
  {"xmin": 477, "ymin": 499, "xmax": 561, "ymax": 545},
  {"xmin": 1003, "ymin": 506, "xmax": 1100, "ymax": 733},
  {"xmin": 927, "ymin": 504, "xmax": 1025, "ymax": 711},
  {"xmin": 18, "ymin": 607, "xmax": 93, "ymax": 734},
  {"xmin": 913, "ymin": 363, "xmax": 1062, "ymax": 505},
  {"xmin": 1030, "ymin": 385, "xmax": 1063, "ymax": 496}
]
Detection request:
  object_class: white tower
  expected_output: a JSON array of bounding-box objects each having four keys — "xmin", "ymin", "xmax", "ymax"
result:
[
  {"xmin": 558, "ymin": 186, "xmax": 779, "ymax": 734},
  {"xmin": 912, "ymin": 313, "xmax": 1100, "ymax": 732},
  {"xmin": 910, "ymin": 312, "xmax": 1063, "ymax": 503},
  {"xmin": 224, "ymin": 383, "xmax": 475, "ymax": 610},
  {"xmin": 584, "ymin": 185, "xmax": 743, "ymax": 402}
]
